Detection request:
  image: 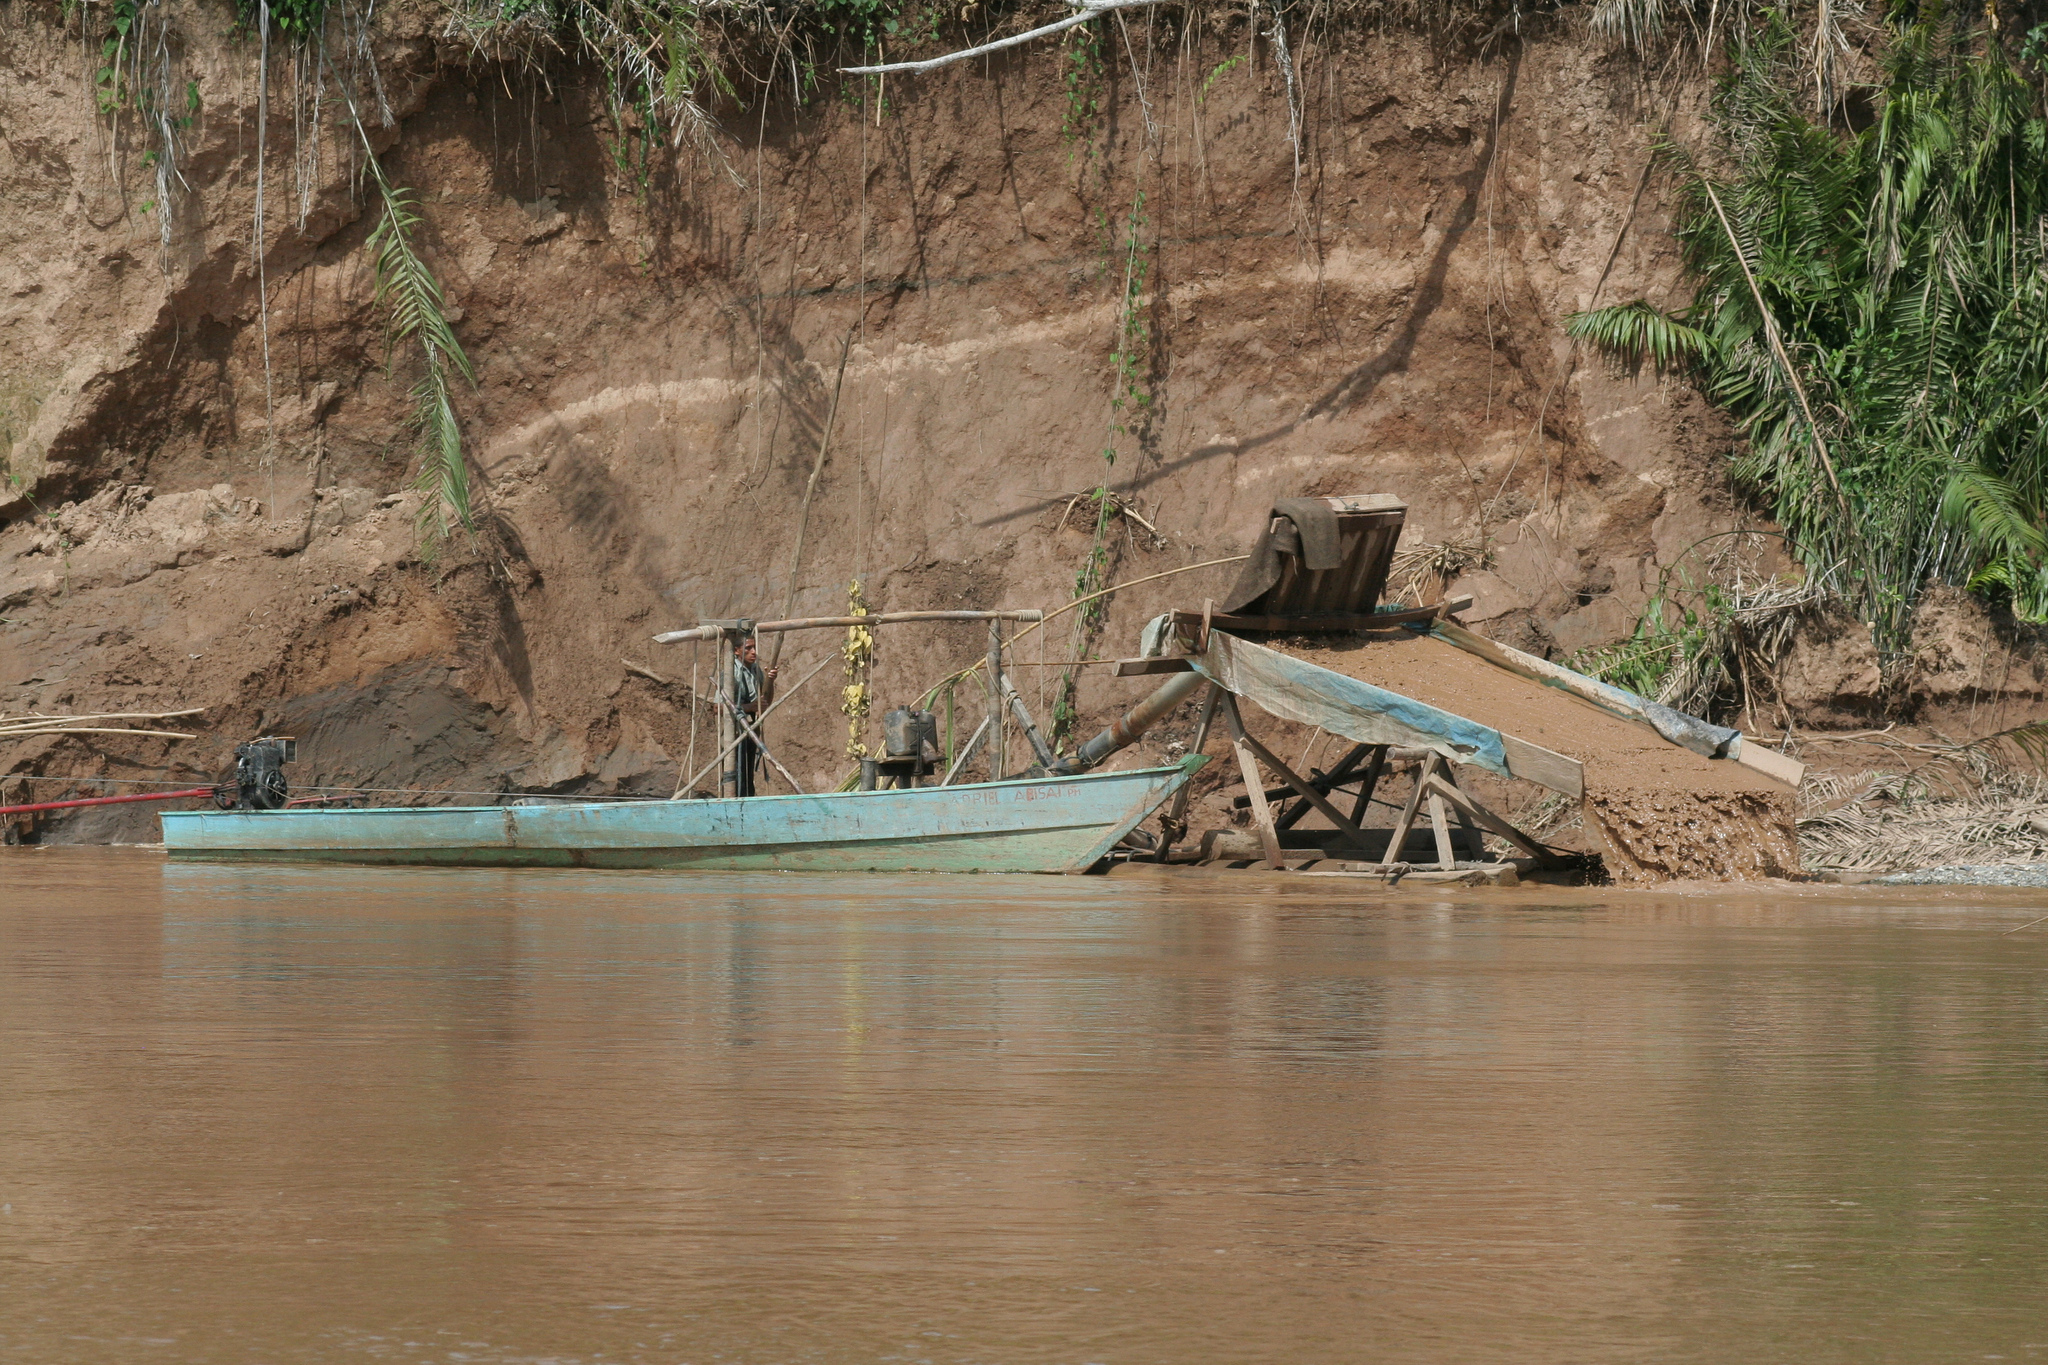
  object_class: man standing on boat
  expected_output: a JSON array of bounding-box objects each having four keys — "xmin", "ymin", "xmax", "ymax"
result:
[{"xmin": 728, "ymin": 633, "xmax": 778, "ymax": 797}]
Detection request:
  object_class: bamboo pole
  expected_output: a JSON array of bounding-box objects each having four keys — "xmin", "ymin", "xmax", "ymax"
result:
[
  {"xmin": 0, "ymin": 707, "xmax": 206, "ymax": 729},
  {"xmin": 673, "ymin": 650, "xmax": 836, "ymax": 799},
  {"xmin": 0, "ymin": 727, "xmax": 199, "ymax": 740},
  {"xmin": 655, "ymin": 609, "xmax": 1043, "ymax": 645},
  {"xmin": 769, "ymin": 331, "xmax": 855, "ymax": 672},
  {"xmin": 940, "ymin": 715, "xmax": 992, "ymax": 786},
  {"xmin": 986, "ymin": 620, "xmax": 1005, "ymax": 782}
]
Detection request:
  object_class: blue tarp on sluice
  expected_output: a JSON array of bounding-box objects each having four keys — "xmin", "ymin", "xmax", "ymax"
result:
[{"xmin": 1190, "ymin": 631, "xmax": 1513, "ymax": 779}]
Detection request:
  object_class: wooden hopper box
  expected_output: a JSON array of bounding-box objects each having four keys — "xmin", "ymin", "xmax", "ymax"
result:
[{"xmin": 1241, "ymin": 494, "xmax": 1408, "ymax": 617}]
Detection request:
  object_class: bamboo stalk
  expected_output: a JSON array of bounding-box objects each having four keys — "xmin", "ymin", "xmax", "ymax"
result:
[
  {"xmin": 655, "ymin": 609, "xmax": 1043, "ymax": 645},
  {"xmin": 770, "ymin": 330, "xmax": 855, "ymax": 672},
  {"xmin": 0, "ymin": 727, "xmax": 198, "ymax": 740},
  {"xmin": 0, "ymin": 708, "xmax": 206, "ymax": 728},
  {"xmin": 671, "ymin": 650, "xmax": 836, "ymax": 798}
]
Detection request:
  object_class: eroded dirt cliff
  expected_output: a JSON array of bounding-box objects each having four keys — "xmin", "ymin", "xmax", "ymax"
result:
[{"xmin": 3, "ymin": 1, "xmax": 1996, "ymax": 846}]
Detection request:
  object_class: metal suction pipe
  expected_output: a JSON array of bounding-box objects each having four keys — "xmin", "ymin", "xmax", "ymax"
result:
[{"xmin": 1046, "ymin": 669, "xmax": 1207, "ymax": 776}]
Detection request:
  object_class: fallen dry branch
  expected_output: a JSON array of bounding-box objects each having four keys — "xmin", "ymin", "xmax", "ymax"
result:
[
  {"xmin": 1798, "ymin": 759, "xmax": 2048, "ymax": 872},
  {"xmin": 1055, "ymin": 489, "xmax": 1166, "ymax": 549}
]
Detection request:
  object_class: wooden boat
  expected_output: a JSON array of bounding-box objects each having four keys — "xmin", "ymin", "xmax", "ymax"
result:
[{"xmin": 158, "ymin": 760, "xmax": 1201, "ymax": 873}]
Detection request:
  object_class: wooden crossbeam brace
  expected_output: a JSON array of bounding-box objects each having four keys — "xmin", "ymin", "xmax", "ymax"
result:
[
  {"xmin": 1277, "ymin": 743, "xmax": 1372, "ymax": 831},
  {"xmin": 1420, "ymin": 771, "xmax": 1565, "ymax": 868},
  {"xmin": 1219, "ymin": 696, "xmax": 1368, "ymax": 853},
  {"xmin": 1349, "ymin": 745, "xmax": 1390, "ymax": 826},
  {"xmin": 1383, "ymin": 752, "xmax": 1437, "ymax": 867},
  {"xmin": 1217, "ymin": 694, "xmax": 1284, "ymax": 869}
]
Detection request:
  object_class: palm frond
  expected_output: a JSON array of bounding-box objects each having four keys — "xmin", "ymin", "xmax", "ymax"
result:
[
  {"xmin": 359, "ymin": 149, "xmax": 478, "ymax": 546},
  {"xmin": 1588, "ymin": 15, "xmax": 2048, "ymax": 662},
  {"xmin": 1566, "ymin": 300, "xmax": 1711, "ymax": 372}
]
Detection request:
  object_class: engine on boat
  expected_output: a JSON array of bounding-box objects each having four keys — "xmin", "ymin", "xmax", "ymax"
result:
[{"xmin": 226, "ymin": 736, "xmax": 296, "ymax": 811}]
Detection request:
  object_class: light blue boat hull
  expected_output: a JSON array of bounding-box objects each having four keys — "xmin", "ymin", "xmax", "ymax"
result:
[{"xmin": 158, "ymin": 761, "xmax": 1200, "ymax": 874}]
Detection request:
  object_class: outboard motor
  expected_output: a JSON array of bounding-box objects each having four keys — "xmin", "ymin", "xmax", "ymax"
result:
[{"xmin": 232, "ymin": 736, "xmax": 295, "ymax": 810}]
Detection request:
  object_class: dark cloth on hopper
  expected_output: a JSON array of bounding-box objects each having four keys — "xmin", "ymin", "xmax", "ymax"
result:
[{"xmin": 1220, "ymin": 497, "xmax": 1345, "ymax": 612}]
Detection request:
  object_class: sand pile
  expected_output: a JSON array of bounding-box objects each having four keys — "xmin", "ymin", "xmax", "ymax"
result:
[{"xmin": 1270, "ymin": 631, "xmax": 1800, "ymax": 883}]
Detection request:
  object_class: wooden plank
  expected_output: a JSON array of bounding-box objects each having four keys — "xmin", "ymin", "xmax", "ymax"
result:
[
  {"xmin": 1499, "ymin": 732, "xmax": 1585, "ymax": 799},
  {"xmin": 1219, "ymin": 695, "xmax": 1285, "ymax": 870},
  {"xmin": 1733, "ymin": 740, "xmax": 1805, "ymax": 790},
  {"xmin": 1440, "ymin": 765, "xmax": 1483, "ymax": 850},
  {"xmin": 1426, "ymin": 792, "xmax": 1456, "ymax": 869},
  {"xmin": 1233, "ymin": 729, "xmax": 1368, "ymax": 840},
  {"xmin": 1310, "ymin": 863, "xmax": 1521, "ymax": 887},
  {"xmin": 1421, "ymin": 773, "xmax": 1560, "ymax": 867},
  {"xmin": 1383, "ymin": 753, "xmax": 1434, "ymax": 865},
  {"xmin": 1113, "ymin": 656, "xmax": 1195, "ymax": 676}
]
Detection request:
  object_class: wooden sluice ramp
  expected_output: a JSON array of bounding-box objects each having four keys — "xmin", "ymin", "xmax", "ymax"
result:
[{"xmin": 1127, "ymin": 627, "xmax": 1804, "ymax": 884}]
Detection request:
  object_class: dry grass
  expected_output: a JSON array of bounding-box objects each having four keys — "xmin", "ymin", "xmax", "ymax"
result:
[{"xmin": 1388, "ymin": 537, "xmax": 1486, "ymax": 606}]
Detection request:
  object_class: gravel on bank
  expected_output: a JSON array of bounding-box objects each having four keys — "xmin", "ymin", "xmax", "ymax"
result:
[{"xmin": 1863, "ymin": 863, "xmax": 2048, "ymax": 887}]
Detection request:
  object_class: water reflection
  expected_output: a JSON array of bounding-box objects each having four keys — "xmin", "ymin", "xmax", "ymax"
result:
[{"xmin": 3, "ymin": 849, "xmax": 2045, "ymax": 1362}]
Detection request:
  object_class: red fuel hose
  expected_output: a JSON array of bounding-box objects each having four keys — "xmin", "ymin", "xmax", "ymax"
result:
[{"xmin": 0, "ymin": 787, "xmax": 217, "ymax": 816}]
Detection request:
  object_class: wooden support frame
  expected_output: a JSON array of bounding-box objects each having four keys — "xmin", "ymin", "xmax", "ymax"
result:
[
  {"xmin": 1238, "ymin": 739, "xmax": 1368, "ymax": 840},
  {"xmin": 1382, "ymin": 752, "xmax": 1437, "ymax": 867},
  {"xmin": 1349, "ymin": 745, "xmax": 1390, "ymax": 826},
  {"xmin": 1218, "ymin": 694, "xmax": 1285, "ymax": 869},
  {"xmin": 1276, "ymin": 743, "xmax": 1372, "ymax": 831},
  {"xmin": 1217, "ymin": 694, "xmax": 1380, "ymax": 871},
  {"xmin": 1419, "ymin": 771, "xmax": 1565, "ymax": 868}
]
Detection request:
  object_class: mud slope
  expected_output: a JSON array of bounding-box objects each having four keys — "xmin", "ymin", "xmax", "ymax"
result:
[{"xmin": 2, "ymin": 6, "xmax": 1750, "ymax": 837}]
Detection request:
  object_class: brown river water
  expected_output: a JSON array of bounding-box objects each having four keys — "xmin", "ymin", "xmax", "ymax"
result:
[{"xmin": 3, "ymin": 847, "xmax": 2046, "ymax": 1363}]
